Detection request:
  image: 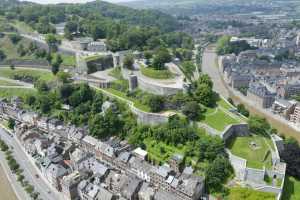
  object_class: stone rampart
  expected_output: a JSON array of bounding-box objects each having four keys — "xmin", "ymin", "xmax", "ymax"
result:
[
  {"xmin": 221, "ymin": 123, "xmax": 249, "ymax": 144},
  {"xmin": 227, "ymin": 150, "xmax": 247, "ymax": 181},
  {"xmin": 245, "ymin": 167, "xmax": 266, "ymax": 184}
]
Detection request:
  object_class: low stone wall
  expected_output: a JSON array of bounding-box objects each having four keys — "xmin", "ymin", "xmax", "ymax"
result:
[
  {"xmin": 221, "ymin": 123, "xmax": 249, "ymax": 144},
  {"xmin": 0, "ymin": 59, "xmax": 50, "ymax": 68},
  {"xmin": 227, "ymin": 150, "xmax": 247, "ymax": 181},
  {"xmin": 137, "ymin": 77, "xmax": 182, "ymax": 96},
  {"xmin": 256, "ymin": 186, "xmax": 282, "ymax": 198},
  {"xmin": 130, "ymin": 106, "xmax": 172, "ymax": 125},
  {"xmin": 121, "ymin": 68, "xmax": 182, "ymax": 96},
  {"xmin": 245, "ymin": 167, "xmax": 266, "ymax": 184}
]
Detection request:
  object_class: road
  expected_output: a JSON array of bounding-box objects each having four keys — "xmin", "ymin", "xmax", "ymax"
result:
[
  {"xmin": 0, "ymin": 127, "xmax": 64, "ymax": 200},
  {"xmin": 201, "ymin": 47, "xmax": 300, "ymax": 140},
  {"xmin": 202, "ymin": 49, "xmax": 230, "ymax": 98}
]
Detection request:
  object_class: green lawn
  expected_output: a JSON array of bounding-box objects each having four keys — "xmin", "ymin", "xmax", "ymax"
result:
[
  {"xmin": 109, "ymin": 67, "xmax": 123, "ymax": 80},
  {"xmin": 0, "ymin": 79, "xmax": 21, "ymax": 86},
  {"xmin": 104, "ymin": 88, "xmax": 151, "ymax": 112},
  {"xmin": 227, "ymin": 135, "xmax": 273, "ymax": 169},
  {"xmin": 53, "ymin": 53, "xmax": 76, "ymax": 67},
  {"xmin": 0, "ymin": 68, "xmax": 55, "ymax": 82},
  {"xmin": 228, "ymin": 187, "xmax": 275, "ymax": 200},
  {"xmin": 0, "ymin": 88, "xmax": 36, "ymax": 99},
  {"xmin": 202, "ymin": 108, "xmax": 240, "ymax": 131},
  {"xmin": 217, "ymin": 98, "xmax": 234, "ymax": 110},
  {"xmin": 282, "ymin": 176, "xmax": 300, "ymax": 200},
  {"xmin": 141, "ymin": 66, "xmax": 174, "ymax": 79}
]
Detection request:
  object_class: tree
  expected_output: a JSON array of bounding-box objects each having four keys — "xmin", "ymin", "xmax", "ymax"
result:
[
  {"xmin": 216, "ymin": 35, "xmax": 231, "ymax": 55},
  {"xmin": 147, "ymin": 95, "xmax": 165, "ymax": 112},
  {"xmin": 0, "ymin": 49, "xmax": 6, "ymax": 61},
  {"xmin": 9, "ymin": 33, "xmax": 21, "ymax": 44},
  {"xmin": 182, "ymin": 101, "xmax": 201, "ymax": 120},
  {"xmin": 194, "ymin": 83, "xmax": 214, "ymax": 107},
  {"xmin": 35, "ymin": 80, "xmax": 49, "ymax": 92},
  {"xmin": 8, "ymin": 118, "xmax": 15, "ymax": 129},
  {"xmin": 237, "ymin": 104, "xmax": 249, "ymax": 117},
  {"xmin": 45, "ymin": 34, "xmax": 59, "ymax": 52},
  {"xmin": 198, "ymin": 74, "xmax": 213, "ymax": 88},
  {"xmin": 25, "ymin": 95, "xmax": 36, "ymax": 106},
  {"xmin": 281, "ymin": 140, "xmax": 300, "ymax": 179},
  {"xmin": 123, "ymin": 54, "xmax": 134, "ymax": 69},
  {"xmin": 248, "ymin": 116, "xmax": 271, "ymax": 135},
  {"xmin": 57, "ymin": 71, "xmax": 71, "ymax": 83},
  {"xmin": 10, "ymin": 64, "xmax": 15, "ymax": 70},
  {"xmin": 51, "ymin": 61, "xmax": 60, "ymax": 75},
  {"xmin": 206, "ymin": 156, "xmax": 233, "ymax": 193},
  {"xmin": 152, "ymin": 48, "xmax": 171, "ymax": 70}
]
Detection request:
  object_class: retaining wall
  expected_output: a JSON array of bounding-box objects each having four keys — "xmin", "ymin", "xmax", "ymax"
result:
[
  {"xmin": 130, "ymin": 106, "xmax": 172, "ymax": 125},
  {"xmin": 245, "ymin": 167, "xmax": 266, "ymax": 184},
  {"xmin": 227, "ymin": 150, "xmax": 247, "ymax": 181},
  {"xmin": 121, "ymin": 68, "xmax": 182, "ymax": 96},
  {"xmin": 221, "ymin": 123, "xmax": 250, "ymax": 144}
]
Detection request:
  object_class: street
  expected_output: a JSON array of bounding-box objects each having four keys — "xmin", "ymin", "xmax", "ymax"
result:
[
  {"xmin": 202, "ymin": 49, "xmax": 230, "ymax": 99},
  {"xmin": 0, "ymin": 127, "xmax": 64, "ymax": 200}
]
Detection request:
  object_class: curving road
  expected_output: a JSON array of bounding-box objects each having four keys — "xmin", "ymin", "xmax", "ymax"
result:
[{"xmin": 201, "ymin": 49, "xmax": 230, "ymax": 99}]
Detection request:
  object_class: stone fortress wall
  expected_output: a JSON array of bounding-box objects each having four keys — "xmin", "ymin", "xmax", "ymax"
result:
[
  {"xmin": 223, "ymin": 122, "xmax": 286, "ymax": 200},
  {"xmin": 121, "ymin": 67, "xmax": 182, "ymax": 96}
]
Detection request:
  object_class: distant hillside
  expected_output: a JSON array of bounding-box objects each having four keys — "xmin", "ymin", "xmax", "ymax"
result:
[
  {"xmin": 121, "ymin": 0, "xmax": 296, "ymax": 16},
  {"xmin": 0, "ymin": 0, "xmax": 179, "ymax": 32}
]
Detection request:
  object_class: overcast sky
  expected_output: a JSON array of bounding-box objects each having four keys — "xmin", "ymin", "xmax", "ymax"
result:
[{"xmin": 20, "ymin": 0, "xmax": 136, "ymax": 4}]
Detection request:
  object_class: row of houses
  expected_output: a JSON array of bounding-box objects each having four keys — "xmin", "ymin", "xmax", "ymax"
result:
[{"xmin": 0, "ymin": 98, "xmax": 205, "ymax": 200}]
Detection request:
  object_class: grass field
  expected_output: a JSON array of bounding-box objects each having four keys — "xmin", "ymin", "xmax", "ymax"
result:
[
  {"xmin": 228, "ymin": 187, "xmax": 275, "ymax": 200},
  {"xmin": 104, "ymin": 88, "xmax": 151, "ymax": 112},
  {"xmin": 282, "ymin": 176, "xmax": 300, "ymax": 200},
  {"xmin": 0, "ymin": 88, "xmax": 36, "ymax": 99},
  {"xmin": 227, "ymin": 135, "xmax": 273, "ymax": 169},
  {"xmin": 53, "ymin": 53, "xmax": 76, "ymax": 67},
  {"xmin": 0, "ymin": 68, "xmax": 55, "ymax": 82},
  {"xmin": 141, "ymin": 66, "xmax": 174, "ymax": 79},
  {"xmin": 202, "ymin": 108, "xmax": 240, "ymax": 131},
  {"xmin": 0, "ymin": 79, "xmax": 21, "ymax": 86}
]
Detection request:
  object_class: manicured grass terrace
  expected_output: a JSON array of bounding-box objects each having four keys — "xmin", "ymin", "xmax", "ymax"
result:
[
  {"xmin": 227, "ymin": 135, "xmax": 274, "ymax": 169},
  {"xmin": 0, "ymin": 68, "xmax": 55, "ymax": 82},
  {"xmin": 0, "ymin": 88, "xmax": 36, "ymax": 99},
  {"xmin": 0, "ymin": 79, "xmax": 21, "ymax": 86},
  {"xmin": 103, "ymin": 88, "xmax": 151, "ymax": 112},
  {"xmin": 140, "ymin": 66, "xmax": 174, "ymax": 79},
  {"xmin": 228, "ymin": 187, "xmax": 275, "ymax": 200},
  {"xmin": 202, "ymin": 108, "xmax": 240, "ymax": 131}
]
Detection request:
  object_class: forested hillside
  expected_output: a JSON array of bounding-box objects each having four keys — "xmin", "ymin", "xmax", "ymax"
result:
[{"xmin": 0, "ymin": 0, "xmax": 194, "ymax": 52}]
